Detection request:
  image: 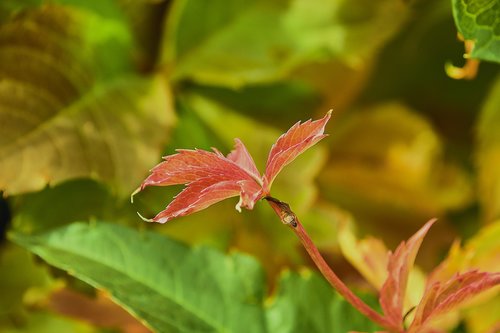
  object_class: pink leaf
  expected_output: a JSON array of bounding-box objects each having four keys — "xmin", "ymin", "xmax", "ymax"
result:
[
  {"xmin": 263, "ymin": 110, "xmax": 331, "ymax": 191},
  {"xmin": 133, "ymin": 112, "xmax": 331, "ymax": 222},
  {"xmin": 134, "ymin": 147, "xmax": 262, "ymax": 223},
  {"xmin": 151, "ymin": 176, "xmax": 261, "ymax": 223},
  {"xmin": 409, "ymin": 270, "xmax": 500, "ymax": 333},
  {"xmin": 138, "ymin": 149, "xmax": 254, "ymax": 189},
  {"xmin": 226, "ymin": 138, "xmax": 262, "ymax": 183},
  {"xmin": 379, "ymin": 219, "xmax": 436, "ymax": 331}
]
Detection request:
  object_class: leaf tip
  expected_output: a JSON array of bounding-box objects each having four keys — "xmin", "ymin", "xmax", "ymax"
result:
[
  {"xmin": 130, "ymin": 187, "xmax": 141, "ymax": 203},
  {"xmin": 137, "ymin": 212, "xmax": 154, "ymax": 223}
]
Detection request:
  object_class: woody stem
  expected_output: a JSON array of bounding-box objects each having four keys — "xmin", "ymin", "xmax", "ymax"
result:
[{"xmin": 265, "ymin": 196, "xmax": 392, "ymax": 330}]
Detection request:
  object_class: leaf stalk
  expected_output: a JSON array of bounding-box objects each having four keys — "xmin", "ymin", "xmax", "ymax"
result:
[{"xmin": 265, "ymin": 196, "xmax": 396, "ymax": 332}]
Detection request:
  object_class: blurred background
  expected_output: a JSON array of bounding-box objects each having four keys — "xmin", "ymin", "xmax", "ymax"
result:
[{"xmin": 0, "ymin": 0, "xmax": 499, "ymax": 332}]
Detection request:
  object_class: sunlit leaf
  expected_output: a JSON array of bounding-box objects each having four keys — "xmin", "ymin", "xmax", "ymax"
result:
[
  {"xmin": 452, "ymin": 0, "xmax": 500, "ymax": 63},
  {"xmin": 0, "ymin": 4, "xmax": 175, "ymax": 196},
  {"xmin": 338, "ymin": 219, "xmax": 390, "ymax": 291},
  {"xmin": 283, "ymin": 0, "xmax": 409, "ymax": 67},
  {"xmin": 161, "ymin": 0, "xmax": 409, "ymax": 87}
]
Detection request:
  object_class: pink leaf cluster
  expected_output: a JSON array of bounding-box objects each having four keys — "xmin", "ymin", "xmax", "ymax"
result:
[
  {"xmin": 133, "ymin": 111, "xmax": 331, "ymax": 223},
  {"xmin": 408, "ymin": 270, "xmax": 500, "ymax": 332},
  {"xmin": 379, "ymin": 220, "xmax": 435, "ymax": 331},
  {"xmin": 368, "ymin": 220, "xmax": 500, "ymax": 333}
]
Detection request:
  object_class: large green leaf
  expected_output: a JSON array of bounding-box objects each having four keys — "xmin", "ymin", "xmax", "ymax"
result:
[
  {"xmin": 161, "ymin": 0, "xmax": 408, "ymax": 87},
  {"xmin": 477, "ymin": 75, "xmax": 500, "ymax": 222},
  {"xmin": 10, "ymin": 222, "xmax": 268, "ymax": 333},
  {"xmin": 266, "ymin": 271, "xmax": 381, "ymax": 333},
  {"xmin": 0, "ymin": 4, "xmax": 174, "ymax": 196},
  {"xmin": 11, "ymin": 221, "xmax": 382, "ymax": 333},
  {"xmin": 452, "ymin": 0, "xmax": 500, "ymax": 63}
]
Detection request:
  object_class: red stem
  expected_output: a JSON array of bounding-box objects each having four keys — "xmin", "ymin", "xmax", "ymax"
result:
[{"xmin": 265, "ymin": 197, "xmax": 393, "ymax": 331}]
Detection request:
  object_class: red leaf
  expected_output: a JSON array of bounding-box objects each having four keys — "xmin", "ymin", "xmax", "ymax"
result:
[
  {"xmin": 133, "ymin": 112, "xmax": 331, "ymax": 222},
  {"xmin": 226, "ymin": 138, "xmax": 262, "ymax": 183},
  {"xmin": 379, "ymin": 219, "xmax": 436, "ymax": 331},
  {"xmin": 408, "ymin": 270, "xmax": 500, "ymax": 333},
  {"xmin": 135, "ymin": 147, "xmax": 262, "ymax": 223},
  {"xmin": 263, "ymin": 110, "xmax": 331, "ymax": 191},
  {"xmin": 139, "ymin": 149, "xmax": 254, "ymax": 189},
  {"xmin": 152, "ymin": 175, "xmax": 261, "ymax": 223}
]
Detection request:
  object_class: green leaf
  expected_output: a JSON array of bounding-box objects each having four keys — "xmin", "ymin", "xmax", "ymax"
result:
[
  {"xmin": 180, "ymin": 92, "xmax": 327, "ymax": 214},
  {"xmin": 161, "ymin": 0, "xmax": 408, "ymax": 87},
  {"xmin": 477, "ymin": 75, "xmax": 500, "ymax": 222},
  {"xmin": 266, "ymin": 271, "xmax": 381, "ymax": 333},
  {"xmin": 187, "ymin": 82, "xmax": 321, "ymax": 127},
  {"xmin": 10, "ymin": 222, "xmax": 268, "ymax": 333},
  {"xmin": 0, "ymin": 4, "xmax": 175, "ymax": 196},
  {"xmin": 452, "ymin": 0, "xmax": 500, "ymax": 63}
]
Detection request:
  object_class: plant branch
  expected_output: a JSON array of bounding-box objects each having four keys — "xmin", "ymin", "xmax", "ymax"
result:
[{"xmin": 265, "ymin": 196, "xmax": 393, "ymax": 331}]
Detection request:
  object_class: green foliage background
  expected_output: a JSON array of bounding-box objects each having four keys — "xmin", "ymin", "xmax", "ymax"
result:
[{"xmin": 0, "ymin": 0, "xmax": 499, "ymax": 332}]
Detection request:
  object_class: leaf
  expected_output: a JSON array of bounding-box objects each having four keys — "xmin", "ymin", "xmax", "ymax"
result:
[
  {"xmin": 477, "ymin": 75, "xmax": 500, "ymax": 222},
  {"xmin": 181, "ymin": 93, "xmax": 328, "ymax": 214},
  {"xmin": 135, "ymin": 102, "xmax": 330, "ymax": 223},
  {"xmin": 409, "ymin": 270, "xmax": 500, "ymax": 333},
  {"xmin": 264, "ymin": 110, "xmax": 331, "ymax": 190},
  {"xmin": 452, "ymin": 0, "xmax": 500, "ymax": 63},
  {"xmin": 338, "ymin": 219, "xmax": 390, "ymax": 291},
  {"xmin": 379, "ymin": 220, "xmax": 435, "ymax": 331},
  {"xmin": 265, "ymin": 271, "xmax": 382, "ymax": 333},
  {"xmin": 161, "ymin": 0, "xmax": 409, "ymax": 87},
  {"xmin": 136, "ymin": 147, "xmax": 262, "ymax": 223},
  {"xmin": 338, "ymin": 218, "xmax": 428, "ymax": 328},
  {"xmin": 422, "ymin": 221, "xmax": 500, "ymax": 333},
  {"xmin": 0, "ymin": 4, "xmax": 175, "ymax": 196},
  {"xmin": 283, "ymin": 0, "xmax": 409, "ymax": 67},
  {"xmin": 227, "ymin": 139, "xmax": 262, "ymax": 181},
  {"xmin": 10, "ymin": 222, "xmax": 267, "ymax": 333}
]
